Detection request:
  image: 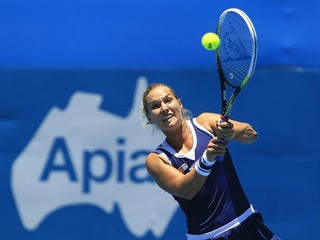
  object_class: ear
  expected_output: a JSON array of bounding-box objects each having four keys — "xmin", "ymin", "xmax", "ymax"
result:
[
  {"xmin": 146, "ymin": 114, "xmax": 153, "ymax": 124},
  {"xmin": 178, "ymin": 99, "xmax": 183, "ymax": 109}
]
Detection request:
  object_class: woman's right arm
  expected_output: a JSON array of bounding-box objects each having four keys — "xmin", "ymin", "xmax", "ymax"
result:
[{"xmin": 145, "ymin": 139, "xmax": 226, "ymax": 200}]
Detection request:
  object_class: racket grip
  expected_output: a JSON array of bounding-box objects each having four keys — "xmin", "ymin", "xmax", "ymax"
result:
[
  {"xmin": 215, "ymin": 115, "xmax": 228, "ymax": 161},
  {"xmin": 215, "ymin": 133, "xmax": 227, "ymax": 161},
  {"xmin": 215, "ymin": 155, "xmax": 223, "ymax": 161},
  {"xmin": 215, "ymin": 140, "xmax": 226, "ymax": 161}
]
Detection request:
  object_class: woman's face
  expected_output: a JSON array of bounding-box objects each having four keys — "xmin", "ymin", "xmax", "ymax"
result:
[{"xmin": 145, "ymin": 86, "xmax": 183, "ymax": 131}]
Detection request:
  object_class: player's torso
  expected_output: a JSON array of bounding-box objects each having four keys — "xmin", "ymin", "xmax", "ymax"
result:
[{"xmin": 154, "ymin": 118, "xmax": 250, "ymax": 234}]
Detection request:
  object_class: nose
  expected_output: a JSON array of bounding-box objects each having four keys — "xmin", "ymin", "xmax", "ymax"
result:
[{"xmin": 160, "ymin": 101, "xmax": 169, "ymax": 111}]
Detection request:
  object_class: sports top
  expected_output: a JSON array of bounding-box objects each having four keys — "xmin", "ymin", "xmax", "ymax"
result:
[{"xmin": 153, "ymin": 118, "xmax": 251, "ymax": 235}]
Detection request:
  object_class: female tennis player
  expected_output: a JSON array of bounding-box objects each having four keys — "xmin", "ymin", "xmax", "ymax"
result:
[{"xmin": 142, "ymin": 83, "xmax": 281, "ymax": 240}]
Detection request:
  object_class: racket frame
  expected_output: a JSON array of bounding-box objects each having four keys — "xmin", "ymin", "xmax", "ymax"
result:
[{"xmin": 216, "ymin": 8, "xmax": 258, "ymax": 121}]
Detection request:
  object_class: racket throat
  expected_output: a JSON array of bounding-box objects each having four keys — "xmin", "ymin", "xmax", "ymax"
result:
[{"xmin": 220, "ymin": 115, "xmax": 229, "ymax": 122}]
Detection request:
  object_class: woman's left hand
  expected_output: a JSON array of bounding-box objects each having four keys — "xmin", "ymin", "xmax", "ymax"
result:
[{"xmin": 215, "ymin": 121, "xmax": 235, "ymax": 141}]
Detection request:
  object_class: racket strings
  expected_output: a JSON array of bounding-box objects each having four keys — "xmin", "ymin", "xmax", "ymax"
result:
[{"xmin": 218, "ymin": 12, "xmax": 256, "ymax": 88}]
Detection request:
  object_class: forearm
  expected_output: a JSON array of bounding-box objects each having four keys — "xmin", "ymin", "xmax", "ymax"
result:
[
  {"xmin": 146, "ymin": 153, "xmax": 209, "ymax": 200},
  {"xmin": 177, "ymin": 152, "xmax": 218, "ymax": 199},
  {"xmin": 233, "ymin": 122, "xmax": 258, "ymax": 144},
  {"xmin": 174, "ymin": 170, "xmax": 207, "ymax": 200}
]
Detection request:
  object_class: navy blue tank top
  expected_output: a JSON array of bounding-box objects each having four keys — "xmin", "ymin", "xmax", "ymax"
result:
[{"xmin": 153, "ymin": 118, "xmax": 250, "ymax": 234}]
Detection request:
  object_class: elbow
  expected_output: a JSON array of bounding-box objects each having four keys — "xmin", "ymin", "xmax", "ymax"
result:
[
  {"xmin": 243, "ymin": 130, "xmax": 258, "ymax": 144},
  {"xmin": 244, "ymin": 132, "xmax": 258, "ymax": 144},
  {"xmin": 184, "ymin": 192, "xmax": 197, "ymax": 200},
  {"xmin": 170, "ymin": 171, "xmax": 204, "ymax": 200},
  {"xmin": 176, "ymin": 188, "xmax": 199, "ymax": 200},
  {"xmin": 251, "ymin": 131, "xmax": 258, "ymax": 142}
]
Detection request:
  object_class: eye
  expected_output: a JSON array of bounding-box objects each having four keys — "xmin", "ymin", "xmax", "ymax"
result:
[
  {"xmin": 150, "ymin": 102, "xmax": 161, "ymax": 110},
  {"xmin": 164, "ymin": 97, "xmax": 173, "ymax": 104}
]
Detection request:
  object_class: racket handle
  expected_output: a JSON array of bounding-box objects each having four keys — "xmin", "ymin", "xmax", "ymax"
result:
[
  {"xmin": 215, "ymin": 115, "xmax": 228, "ymax": 161},
  {"xmin": 215, "ymin": 134, "xmax": 227, "ymax": 161},
  {"xmin": 215, "ymin": 145, "xmax": 226, "ymax": 161},
  {"xmin": 220, "ymin": 115, "xmax": 229, "ymax": 122}
]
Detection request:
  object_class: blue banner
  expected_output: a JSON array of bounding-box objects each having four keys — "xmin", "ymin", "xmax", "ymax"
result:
[{"xmin": 0, "ymin": 69, "xmax": 319, "ymax": 239}]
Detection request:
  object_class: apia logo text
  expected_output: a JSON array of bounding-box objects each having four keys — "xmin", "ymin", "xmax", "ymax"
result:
[
  {"xmin": 40, "ymin": 136, "xmax": 153, "ymax": 193},
  {"xmin": 11, "ymin": 77, "xmax": 178, "ymax": 238}
]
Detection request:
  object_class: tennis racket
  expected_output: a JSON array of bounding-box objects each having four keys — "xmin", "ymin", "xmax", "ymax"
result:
[
  {"xmin": 216, "ymin": 8, "xmax": 257, "ymax": 123},
  {"xmin": 214, "ymin": 8, "xmax": 257, "ymax": 160}
]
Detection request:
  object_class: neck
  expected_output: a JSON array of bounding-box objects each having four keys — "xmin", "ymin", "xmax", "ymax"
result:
[{"xmin": 165, "ymin": 120, "xmax": 193, "ymax": 153}]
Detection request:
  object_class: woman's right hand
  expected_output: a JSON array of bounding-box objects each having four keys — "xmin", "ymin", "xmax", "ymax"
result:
[{"xmin": 205, "ymin": 137, "xmax": 227, "ymax": 161}]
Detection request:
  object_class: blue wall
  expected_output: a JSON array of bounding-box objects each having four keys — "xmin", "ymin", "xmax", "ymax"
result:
[
  {"xmin": 1, "ymin": 0, "xmax": 320, "ymax": 239},
  {"xmin": 0, "ymin": 0, "xmax": 319, "ymax": 68}
]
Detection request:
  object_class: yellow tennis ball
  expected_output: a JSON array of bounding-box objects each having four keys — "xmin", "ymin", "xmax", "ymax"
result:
[{"xmin": 201, "ymin": 32, "xmax": 220, "ymax": 51}]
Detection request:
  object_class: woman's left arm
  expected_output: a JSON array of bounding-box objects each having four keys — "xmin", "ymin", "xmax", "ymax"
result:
[
  {"xmin": 222, "ymin": 120, "xmax": 258, "ymax": 144},
  {"xmin": 197, "ymin": 112, "xmax": 258, "ymax": 144}
]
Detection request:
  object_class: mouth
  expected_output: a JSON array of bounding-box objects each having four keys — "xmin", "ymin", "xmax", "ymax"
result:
[{"xmin": 162, "ymin": 115, "xmax": 173, "ymax": 122}]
